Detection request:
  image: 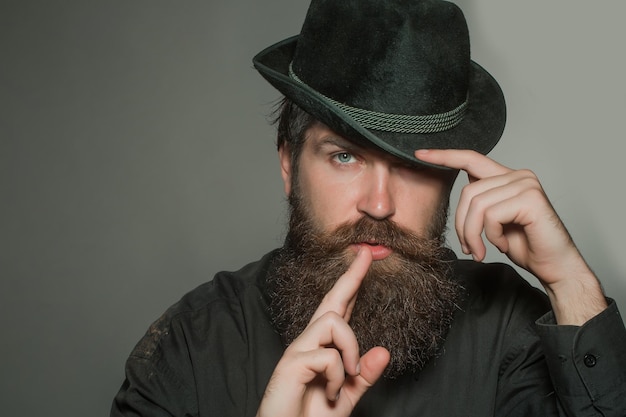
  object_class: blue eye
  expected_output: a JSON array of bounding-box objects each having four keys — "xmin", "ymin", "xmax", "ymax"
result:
[{"xmin": 334, "ymin": 152, "xmax": 355, "ymax": 164}]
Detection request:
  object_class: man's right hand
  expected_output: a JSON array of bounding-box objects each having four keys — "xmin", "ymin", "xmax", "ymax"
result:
[{"xmin": 256, "ymin": 247, "xmax": 390, "ymax": 417}]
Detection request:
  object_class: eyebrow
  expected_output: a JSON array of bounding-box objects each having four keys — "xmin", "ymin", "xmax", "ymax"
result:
[{"xmin": 313, "ymin": 136, "xmax": 363, "ymax": 155}]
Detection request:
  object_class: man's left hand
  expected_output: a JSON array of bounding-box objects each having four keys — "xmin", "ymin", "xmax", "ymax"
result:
[{"xmin": 415, "ymin": 149, "xmax": 607, "ymax": 325}]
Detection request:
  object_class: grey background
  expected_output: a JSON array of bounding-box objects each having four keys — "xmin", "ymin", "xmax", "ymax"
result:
[{"xmin": 2, "ymin": 1, "xmax": 625, "ymax": 415}]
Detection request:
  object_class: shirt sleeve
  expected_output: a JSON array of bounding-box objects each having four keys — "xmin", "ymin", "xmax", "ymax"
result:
[{"xmin": 535, "ymin": 299, "xmax": 626, "ymax": 416}]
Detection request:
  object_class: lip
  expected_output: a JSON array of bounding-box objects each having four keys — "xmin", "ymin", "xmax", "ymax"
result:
[{"xmin": 352, "ymin": 242, "xmax": 393, "ymax": 260}]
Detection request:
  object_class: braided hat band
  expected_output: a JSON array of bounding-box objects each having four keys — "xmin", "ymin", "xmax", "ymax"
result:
[{"xmin": 288, "ymin": 63, "xmax": 468, "ymax": 134}]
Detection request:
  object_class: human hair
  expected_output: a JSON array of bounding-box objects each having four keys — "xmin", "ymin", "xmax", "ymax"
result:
[{"xmin": 271, "ymin": 97, "xmax": 317, "ymax": 170}]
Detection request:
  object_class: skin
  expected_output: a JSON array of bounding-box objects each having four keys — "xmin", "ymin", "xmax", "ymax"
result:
[
  {"xmin": 280, "ymin": 123, "xmax": 454, "ymax": 242},
  {"xmin": 256, "ymin": 124, "xmax": 608, "ymax": 417},
  {"xmin": 414, "ymin": 149, "xmax": 607, "ymax": 326}
]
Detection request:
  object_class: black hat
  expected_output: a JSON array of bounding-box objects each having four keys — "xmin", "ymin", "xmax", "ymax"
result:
[{"xmin": 253, "ymin": 0, "xmax": 506, "ymax": 169}]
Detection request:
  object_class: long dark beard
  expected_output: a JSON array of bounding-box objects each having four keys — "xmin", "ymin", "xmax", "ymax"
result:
[{"xmin": 266, "ymin": 191, "xmax": 463, "ymax": 378}]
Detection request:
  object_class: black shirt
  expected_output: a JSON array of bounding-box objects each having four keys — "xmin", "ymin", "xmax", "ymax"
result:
[{"xmin": 111, "ymin": 250, "xmax": 626, "ymax": 416}]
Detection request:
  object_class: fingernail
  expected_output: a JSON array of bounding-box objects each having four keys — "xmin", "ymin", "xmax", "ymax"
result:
[{"xmin": 356, "ymin": 362, "xmax": 361, "ymax": 375}]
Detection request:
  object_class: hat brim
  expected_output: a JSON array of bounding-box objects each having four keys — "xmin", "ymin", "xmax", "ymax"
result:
[{"xmin": 253, "ymin": 36, "xmax": 506, "ymax": 170}]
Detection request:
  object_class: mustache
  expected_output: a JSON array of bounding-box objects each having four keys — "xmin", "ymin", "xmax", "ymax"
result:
[{"xmin": 299, "ymin": 215, "xmax": 444, "ymax": 261}]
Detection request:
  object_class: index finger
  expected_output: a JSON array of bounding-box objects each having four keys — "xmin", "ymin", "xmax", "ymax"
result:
[
  {"xmin": 414, "ymin": 149, "xmax": 512, "ymax": 180},
  {"xmin": 309, "ymin": 246, "xmax": 373, "ymax": 324}
]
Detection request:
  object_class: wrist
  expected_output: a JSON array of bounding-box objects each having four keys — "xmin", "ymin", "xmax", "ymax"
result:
[{"xmin": 544, "ymin": 271, "xmax": 607, "ymax": 325}]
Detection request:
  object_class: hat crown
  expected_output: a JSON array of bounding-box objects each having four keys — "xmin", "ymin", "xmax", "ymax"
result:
[
  {"xmin": 252, "ymin": 0, "xmax": 506, "ymax": 168},
  {"xmin": 292, "ymin": 0, "xmax": 470, "ymax": 116}
]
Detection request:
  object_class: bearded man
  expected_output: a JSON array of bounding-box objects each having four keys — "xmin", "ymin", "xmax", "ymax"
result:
[
  {"xmin": 111, "ymin": 1, "xmax": 626, "ymax": 416},
  {"xmin": 266, "ymin": 101, "xmax": 462, "ymax": 379}
]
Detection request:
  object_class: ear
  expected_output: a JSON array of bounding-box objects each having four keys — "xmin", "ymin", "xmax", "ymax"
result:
[{"xmin": 278, "ymin": 143, "xmax": 293, "ymax": 197}]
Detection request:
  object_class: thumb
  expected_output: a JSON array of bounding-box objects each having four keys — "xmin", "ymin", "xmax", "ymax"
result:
[
  {"xmin": 359, "ymin": 347, "xmax": 391, "ymax": 386},
  {"xmin": 342, "ymin": 347, "xmax": 390, "ymax": 403}
]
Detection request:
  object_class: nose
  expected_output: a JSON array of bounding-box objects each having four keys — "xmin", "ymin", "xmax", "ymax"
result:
[{"xmin": 356, "ymin": 164, "xmax": 396, "ymax": 220}]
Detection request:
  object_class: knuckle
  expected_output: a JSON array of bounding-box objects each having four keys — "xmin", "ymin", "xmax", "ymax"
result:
[
  {"xmin": 459, "ymin": 182, "xmax": 477, "ymax": 201},
  {"xmin": 520, "ymin": 186, "xmax": 546, "ymax": 202},
  {"xmin": 470, "ymin": 193, "xmax": 489, "ymax": 213},
  {"xmin": 482, "ymin": 207, "xmax": 503, "ymax": 228},
  {"xmin": 324, "ymin": 347, "xmax": 343, "ymax": 364},
  {"xmin": 515, "ymin": 170, "xmax": 541, "ymax": 189},
  {"xmin": 316, "ymin": 310, "xmax": 343, "ymax": 327},
  {"xmin": 517, "ymin": 168, "xmax": 537, "ymax": 180}
]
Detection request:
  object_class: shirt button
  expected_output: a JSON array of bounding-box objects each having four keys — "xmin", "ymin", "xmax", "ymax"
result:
[{"xmin": 583, "ymin": 354, "xmax": 597, "ymax": 368}]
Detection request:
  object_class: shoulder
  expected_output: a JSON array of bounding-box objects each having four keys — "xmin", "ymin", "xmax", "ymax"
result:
[
  {"xmin": 113, "ymin": 251, "xmax": 283, "ymax": 414},
  {"xmin": 178, "ymin": 250, "xmax": 276, "ymax": 315},
  {"xmin": 129, "ymin": 250, "xmax": 278, "ymax": 360}
]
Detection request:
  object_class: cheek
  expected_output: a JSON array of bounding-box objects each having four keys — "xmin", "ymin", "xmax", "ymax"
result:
[
  {"xmin": 298, "ymin": 171, "xmax": 361, "ymax": 229},
  {"xmin": 394, "ymin": 181, "xmax": 450, "ymax": 234}
]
